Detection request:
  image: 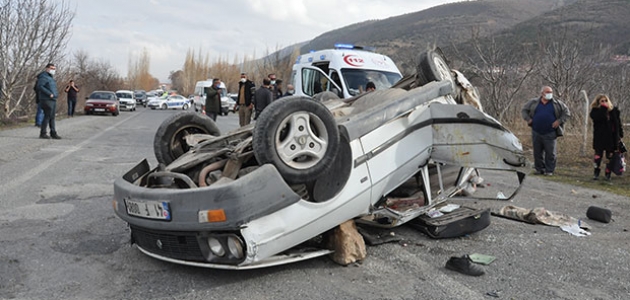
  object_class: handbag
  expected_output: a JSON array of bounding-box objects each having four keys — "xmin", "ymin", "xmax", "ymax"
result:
[
  {"xmin": 611, "ymin": 152, "xmax": 625, "ymax": 176},
  {"xmin": 619, "ymin": 141, "xmax": 627, "ymax": 154}
]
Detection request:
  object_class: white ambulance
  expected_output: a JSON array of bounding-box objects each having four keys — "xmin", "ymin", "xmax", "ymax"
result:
[{"xmin": 291, "ymin": 44, "xmax": 403, "ymax": 99}]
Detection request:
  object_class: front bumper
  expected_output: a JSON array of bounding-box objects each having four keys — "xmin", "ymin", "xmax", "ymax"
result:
[
  {"xmin": 119, "ymin": 102, "xmax": 135, "ymax": 110},
  {"xmin": 113, "ymin": 161, "xmax": 302, "ymax": 265},
  {"xmin": 84, "ymin": 106, "xmax": 116, "ymax": 113}
]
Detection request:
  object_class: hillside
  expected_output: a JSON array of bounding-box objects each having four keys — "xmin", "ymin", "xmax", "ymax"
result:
[
  {"xmin": 489, "ymin": 0, "xmax": 630, "ymax": 55},
  {"xmin": 300, "ymin": 0, "xmax": 578, "ymax": 72}
]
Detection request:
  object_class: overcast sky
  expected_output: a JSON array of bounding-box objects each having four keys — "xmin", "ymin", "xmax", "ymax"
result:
[{"xmin": 66, "ymin": 0, "xmax": 461, "ymax": 82}]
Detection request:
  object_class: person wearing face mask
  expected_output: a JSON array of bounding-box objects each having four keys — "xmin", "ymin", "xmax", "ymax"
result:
[
  {"xmin": 521, "ymin": 86, "xmax": 570, "ymax": 176},
  {"xmin": 203, "ymin": 78, "xmax": 222, "ymax": 121},
  {"xmin": 589, "ymin": 94, "xmax": 623, "ymax": 180},
  {"xmin": 36, "ymin": 63, "xmax": 61, "ymax": 139},
  {"xmin": 284, "ymin": 84, "xmax": 295, "ymax": 97},
  {"xmin": 237, "ymin": 73, "xmax": 255, "ymax": 126},
  {"xmin": 268, "ymin": 73, "xmax": 279, "ymax": 100}
]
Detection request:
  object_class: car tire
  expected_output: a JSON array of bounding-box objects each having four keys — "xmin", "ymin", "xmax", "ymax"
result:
[
  {"xmin": 113, "ymin": 111, "xmax": 119, "ymax": 116},
  {"xmin": 162, "ymin": 104, "xmax": 168, "ymax": 110},
  {"xmin": 416, "ymin": 48, "xmax": 455, "ymax": 92},
  {"xmin": 253, "ymin": 96, "xmax": 340, "ymax": 184},
  {"xmin": 154, "ymin": 112, "xmax": 221, "ymax": 165},
  {"xmin": 182, "ymin": 104, "xmax": 189, "ymax": 110}
]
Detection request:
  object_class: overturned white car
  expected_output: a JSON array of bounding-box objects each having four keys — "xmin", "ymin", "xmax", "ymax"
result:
[{"xmin": 113, "ymin": 49, "xmax": 527, "ymax": 269}]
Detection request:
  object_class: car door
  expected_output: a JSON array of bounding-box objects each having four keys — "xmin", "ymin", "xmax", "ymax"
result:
[{"xmin": 300, "ymin": 67, "xmax": 343, "ymax": 98}]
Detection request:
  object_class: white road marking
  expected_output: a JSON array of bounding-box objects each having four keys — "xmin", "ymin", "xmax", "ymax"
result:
[{"xmin": 0, "ymin": 114, "xmax": 136, "ymax": 208}]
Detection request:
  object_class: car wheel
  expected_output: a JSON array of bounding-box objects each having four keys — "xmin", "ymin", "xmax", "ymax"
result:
[
  {"xmin": 416, "ymin": 48, "xmax": 455, "ymax": 92},
  {"xmin": 162, "ymin": 104, "xmax": 168, "ymax": 110},
  {"xmin": 183, "ymin": 103, "xmax": 189, "ymax": 110},
  {"xmin": 154, "ymin": 112, "xmax": 221, "ymax": 165},
  {"xmin": 113, "ymin": 110, "xmax": 119, "ymax": 116},
  {"xmin": 253, "ymin": 97, "xmax": 339, "ymax": 184}
]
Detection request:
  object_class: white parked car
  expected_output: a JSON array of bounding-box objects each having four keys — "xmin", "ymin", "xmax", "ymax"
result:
[
  {"xmin": 113, "ymin": 49, "xmax": 527, "ymax": 270},
  {"xmin": 147, "ymin": 94, "xmax": 190, "ymax": 110},
  {"xmin": 115, "ymin": 90, "xmax": 136, "ymax": 111}
]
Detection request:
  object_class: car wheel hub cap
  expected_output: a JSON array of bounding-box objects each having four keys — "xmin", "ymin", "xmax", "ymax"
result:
[{"xmin": 276, "ymin": 111, "xmax": 328, "ymax": 170}]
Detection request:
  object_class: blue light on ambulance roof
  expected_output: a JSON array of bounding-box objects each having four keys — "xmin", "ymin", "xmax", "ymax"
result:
[
  {"xmin": 308, "ymin": 57, "xmax": 313, "ymax": 62},
  {"xmin": 320, "ymin": 55, "xmax": 326, "ymax": 60},
  {"xmin": 335, "ymin": 43, "xmax": 355, "ymax": 50}
]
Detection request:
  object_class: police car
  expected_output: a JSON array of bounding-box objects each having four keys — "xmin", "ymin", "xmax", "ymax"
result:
[{"xmin": 147, "ymin": 94, "xmax": 190, "ymax": 110}]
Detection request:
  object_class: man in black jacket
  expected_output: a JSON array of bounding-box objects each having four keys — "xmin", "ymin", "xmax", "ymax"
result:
[
  {"xmin": 203, "ymin": 78, "xmax": 222, "ymax": 121},
  {"xmin": 236, "ymin": 73, "xmax": 255, "ymax": 126},
  {"xmin": 36, "ymin": 63, "xmax": 61, "ymax": 139},
  {"xmin": 254, "ymin": 79, "xmax": 273, "ymax": 120}
]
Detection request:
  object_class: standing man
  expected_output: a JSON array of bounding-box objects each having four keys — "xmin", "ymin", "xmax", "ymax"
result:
[
  {"xmin": 203, "ymin": 78, "xmax": 222, "ymax": 121},
  {"xmin": 254, "ymin": 78, "xmax": 273, "ymax": 120},
  {"xmin": 36, "ymin": 63, "xmax": 61, "ymax": 139},
  {"xmin": 237, "ymin": 73, "xmax": 255, "ymax": 126},
  {"xmin": 521, "ymin": 86, "xmax": 570, "ymax": 176},
  {"xmin": 284, "ymin": 84, "xmax": 295, "ymax": 97},
  {"xmin": 274, "ymin": 79, "xmax": 284, "ymax": 99},
  {"xmin": 64, "ymin": 80, "xmax": 79, "ymax": 117},
  {"xmin": 268, "ymin": 73, "xmax": 279, "ymax": 100}
]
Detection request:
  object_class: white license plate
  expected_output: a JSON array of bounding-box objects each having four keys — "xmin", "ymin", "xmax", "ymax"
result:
[
  {"xmin": 95, "ymin": 108, "xmax": 105, "ymax": 112},
  {"xmin": 125, "ymin": 199, "xmax": 171, "ymax": 220}
]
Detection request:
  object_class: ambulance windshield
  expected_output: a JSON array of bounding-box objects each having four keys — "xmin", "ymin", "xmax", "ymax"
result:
[{"xmin": 341, "ymin": 69, "xmax": 402, "ymax": 96}]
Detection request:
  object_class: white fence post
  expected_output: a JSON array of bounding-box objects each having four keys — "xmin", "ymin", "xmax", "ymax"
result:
[{"xmin": 581, "ymin": 90, "xmax": 589, "ymax": 156}]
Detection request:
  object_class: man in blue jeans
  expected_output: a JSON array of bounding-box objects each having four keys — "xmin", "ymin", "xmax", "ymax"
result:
[
  {"xmin": 64, "ymin": 80, "xmax": 79, "ymax": 117},
  {"xmin": 521, "ymin": 86, "xmax": 570, "ymax": 176},
  {"xmin": 35, "ymin": 102, "xmax": 44, "ymax": 127},
  {"xmin": 35, "ymin": 63, "xmax": 61, "ymax": 139}
]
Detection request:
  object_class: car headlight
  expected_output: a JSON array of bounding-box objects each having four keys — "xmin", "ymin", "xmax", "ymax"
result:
[
  {"xmin": 226, "ymin": 236, "xmax": 244, "ymax": 259},
  {"xmin": 207, "ymin": 237, "xmax": 225, "ymax": 257},
  {"xmin": 86, "ymin": 103, "xmax": 93, "ymax": 106}
]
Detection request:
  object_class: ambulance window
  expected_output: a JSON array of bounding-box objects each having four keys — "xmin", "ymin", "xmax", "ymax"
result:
[
  {"xmin": 341, "ymin": 69, "xmax": 402, "ymax": 96},
  {"xmin": 301, "ymin": 68, "xmax": 327, "ymax": 96},
  {"xmin": 330, "ymin": 71, "xmax": 342, "ymax": 89},
  {"xmin": 313, "ymin": 62, "xmax": 330, "ymax": 74}
]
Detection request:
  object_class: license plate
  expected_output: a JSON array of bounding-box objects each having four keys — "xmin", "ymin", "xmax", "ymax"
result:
[
  {"xmin": 95, "ymin": 108, "xmax": 105, "ymax": 112},
  {"xmin": 125, "ymin": 199, "xmax": 171, "ymax": 220}
]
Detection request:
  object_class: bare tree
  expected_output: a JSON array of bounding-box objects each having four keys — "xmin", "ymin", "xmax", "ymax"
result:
[
  {"xmin": 0, "ymin": 0, "xmax": 74, "ymax": 121},
  {"xmin": 453, "ymin": 28, "xmax": 538, "ymax": 122},
  {"xmin": 127, "ymin": 48, "xmax": 156, "ymax": 91},
  {"xmin": 176, "ymin": 48, "xmax": 210, "ymax": 96},
  {"xmin": 536, "ymin": 27, "xmax": 611, "ymax": 132}
]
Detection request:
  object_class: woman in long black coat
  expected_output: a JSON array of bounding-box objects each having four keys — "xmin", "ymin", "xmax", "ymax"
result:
[{"xmin": 590, "ymin": 94, "xmax": 624, "ymax": 180}]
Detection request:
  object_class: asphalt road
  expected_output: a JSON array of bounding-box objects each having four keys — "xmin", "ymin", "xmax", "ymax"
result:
[{"xmin": 0, "ymin": 107, "xmax": 629, "ymax": 300}]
